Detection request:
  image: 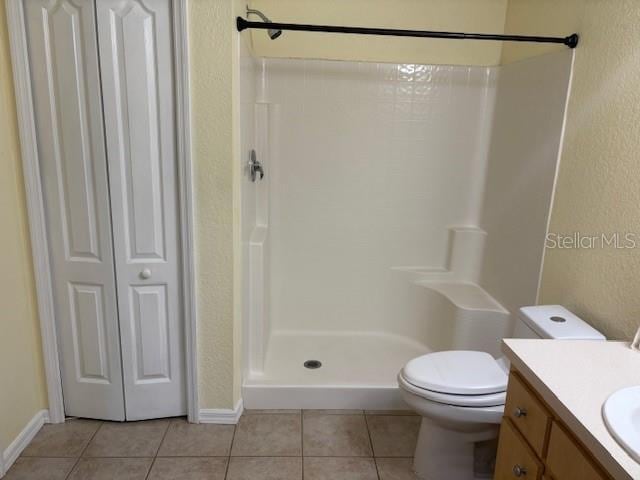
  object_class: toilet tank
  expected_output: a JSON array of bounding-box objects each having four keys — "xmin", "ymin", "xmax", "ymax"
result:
[{"xmin": 514, "ymin": 305, "xmax": 606, "ymax": 340}]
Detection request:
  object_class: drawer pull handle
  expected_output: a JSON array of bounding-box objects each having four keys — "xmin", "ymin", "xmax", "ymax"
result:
[
  {"xmin": 514, "ymin": 407, "xmax": 528, "ymax": 418},
  {"xmin": 512, "ymin": 464, "xmax": 527, "ymax": 477}
]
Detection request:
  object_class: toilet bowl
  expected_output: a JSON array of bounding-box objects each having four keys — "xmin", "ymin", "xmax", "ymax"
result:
[
  {"xmin": 399, "ymin": 350, "xmax": 507, "ymax": 480},
  {"xmin": 398, "ymin": 305, "xmax": 606, "ymax": 480}
]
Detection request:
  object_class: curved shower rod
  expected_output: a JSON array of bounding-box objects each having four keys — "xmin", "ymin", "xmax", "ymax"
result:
[{"xmin": 236, "ymin": 16, "xmax": 579, "ymax": 49}]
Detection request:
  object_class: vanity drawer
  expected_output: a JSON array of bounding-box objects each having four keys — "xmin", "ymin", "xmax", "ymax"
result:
[
  {"xmin": 505, "ymin": 372, "xmax": 552, "ymax": 456},
  {"xmin": 546, "ymin": 422, "xmax": 607, "ymax": 480},
  {"xmin": 495, "ymin": 419, "xmax": 543, "ymax": 480}
]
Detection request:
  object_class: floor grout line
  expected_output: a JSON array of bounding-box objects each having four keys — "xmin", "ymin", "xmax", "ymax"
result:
[
  {"xmin": 223, "ymin": 423, "xmax": 238, "ymax": 479},
  {"xmin": 144, "ymin": 457, "xmax": 157, "ymax": 479},
  {"xmin": 155, "ymin": 419, "xmax": 173, "ymax": 458},
  {"xmin": 363, "ymin": 415, "xmax": 381, "ymax": 480},
  {"xmin": 143, "ymin": 419, "xmax": 172, "ymax": 480},
  {"xmin": 300, "ymin": 410, "xmax": 304, "ymax": 480},
  {"xmin": 63, "ymin": 419, "xmax": 104, "ymax": 480}
]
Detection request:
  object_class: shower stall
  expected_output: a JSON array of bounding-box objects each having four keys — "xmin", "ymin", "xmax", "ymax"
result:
[{"xmin": 239, "ymin": 37, "xmax": 573, "ymax": 409}]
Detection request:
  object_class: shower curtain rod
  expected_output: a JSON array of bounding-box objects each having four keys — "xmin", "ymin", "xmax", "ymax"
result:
[{"xmin": 236, "ymin": 17, "xmax": 579, "ymax": 48}]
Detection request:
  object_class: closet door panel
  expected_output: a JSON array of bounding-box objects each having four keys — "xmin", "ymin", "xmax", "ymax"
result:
[
  {"xmin": 23, "ymin": 0, "xmax": 126, "ymax": 420},
  {"xmin": 111, "ymin": 3, "xmax": 166, "ymax": 261},
  {"xmin": 130, "ymin": 285, "xmax": 171, "ymax": 381},
  {"xmin": 68, "ymin": 283, "xmax": 110, "ymax": 381},
  {"xmin": 96, "ymin": 0, "xmax": 186, "ymax": 420}
]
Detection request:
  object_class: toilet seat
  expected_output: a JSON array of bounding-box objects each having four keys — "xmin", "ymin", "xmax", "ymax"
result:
[
  {"xmin": 398, "ymin": 372, "xmax": 506, "ymax": 407},
  {"xmin": 402, "ymin": 350, "xmax": 508, "ymax": 395},
  {"xmin": 399, "ymin": 350, "xmax": 508, "ymax": 407}
]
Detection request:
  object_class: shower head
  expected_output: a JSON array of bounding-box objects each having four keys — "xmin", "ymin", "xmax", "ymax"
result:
[
  {"xmin": 268, "ymin": 28, "xmax": 282, "ymax": 40},
  {"xmin": 246, "ymin": 7, "xmax": 282, "ymax": 40}
]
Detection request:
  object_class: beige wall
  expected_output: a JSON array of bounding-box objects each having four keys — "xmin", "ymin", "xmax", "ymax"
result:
[
  {"xmin": 0, "ymin": 2, "xmax": 48, "ymax": 453},
  {"xmin": 189, "ymin": 0, "xmax": 247, "ymax": 409},
  {"xmin": 500, "ymin": 0, "xmax": 584, "ymax": 64},
  {"xmin": 248, "ymin": 0, "xmax": 508, "ymax": 66},
  {"xmin": 505, "ymin": 0, "xmax": 640, "ymax": 340}
]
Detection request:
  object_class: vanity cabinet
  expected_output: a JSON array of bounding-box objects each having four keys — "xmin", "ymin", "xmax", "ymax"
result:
[{"xmin": 495, "ymin": 371, "xmax": 611, "ymax": 480}]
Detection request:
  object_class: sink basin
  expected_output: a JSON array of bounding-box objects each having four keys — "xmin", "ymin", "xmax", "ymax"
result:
[{"xmin": 603, "ymin": 386, "xmax": 640, "ymax": 463}]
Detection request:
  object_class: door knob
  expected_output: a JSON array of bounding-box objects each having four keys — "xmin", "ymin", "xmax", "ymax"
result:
[{"xmin": 140, "ymin": 268, "xmax": 152, "ymax": 279}]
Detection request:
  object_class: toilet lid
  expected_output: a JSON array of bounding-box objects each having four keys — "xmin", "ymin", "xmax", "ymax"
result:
[{"xmin": 402, "ymin": 350, "xmax": 508, "ymax": 395}]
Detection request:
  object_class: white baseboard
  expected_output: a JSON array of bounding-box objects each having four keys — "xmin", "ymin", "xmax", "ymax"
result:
[
  {"xmin": 199, "ymin": 399, "xmax": 243, "ymax": 424},
  {"xmin": 1, "ymin": 409, "xmax": 49, "ymax": 478}
]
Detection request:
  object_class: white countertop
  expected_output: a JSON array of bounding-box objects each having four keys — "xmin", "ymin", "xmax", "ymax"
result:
[{"xmin": 503, "ymin": 339, "xmax": 640, "ymax": 480}]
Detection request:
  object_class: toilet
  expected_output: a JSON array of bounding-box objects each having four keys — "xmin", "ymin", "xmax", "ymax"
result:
[{"xmin": 398, "ymin": 305, "xmax": 606, "ymax": 480}]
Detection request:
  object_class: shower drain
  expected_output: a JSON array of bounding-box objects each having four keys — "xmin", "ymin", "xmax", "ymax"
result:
[{"xmin": 304, "ymin": 360, "xmax": 322, "ymax": 369}]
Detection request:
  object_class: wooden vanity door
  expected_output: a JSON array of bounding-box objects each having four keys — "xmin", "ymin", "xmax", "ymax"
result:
[{"xmin": 495, "ymin": 419, "xmax": 544, "ymax": 479}]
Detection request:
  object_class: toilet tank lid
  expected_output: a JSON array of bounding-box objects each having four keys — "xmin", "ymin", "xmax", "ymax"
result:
[{"xmin": 518, "ymin": 305, "xmax": 606, "ymax": 340}]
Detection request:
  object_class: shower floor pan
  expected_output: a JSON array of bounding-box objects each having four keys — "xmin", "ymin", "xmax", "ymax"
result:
[{"xmin": 243, "ymin": 331, "xmax": 429, "ymax": 410}]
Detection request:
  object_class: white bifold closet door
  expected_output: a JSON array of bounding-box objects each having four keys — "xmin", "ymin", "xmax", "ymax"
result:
[
  {"xmin": 23, "ymin": 0, "xmax": 185, "ymax": 421},
  {"xmin": 24, "ymin": 0, "xmax": 125, "ymax": 421},
  {"xmin": 95, "ymin": 0, "xmax": 184, "ymax": 420}
]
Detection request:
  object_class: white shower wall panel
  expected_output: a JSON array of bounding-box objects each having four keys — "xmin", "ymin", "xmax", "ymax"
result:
[
  {"xmin": 264, "ymin": 59, "xmax": 497, "ymax": 335},
  {"xmin": 479, "ymin": 51, "xmax": 574, "ymax": 327},
  {"xmin": 240, "ymin": 36, "xmax": 264, "ymax": 374}
]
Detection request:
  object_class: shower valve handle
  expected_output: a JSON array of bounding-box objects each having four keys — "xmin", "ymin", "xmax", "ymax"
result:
[
  {"xmin": 254, "ymin": 163, "xmax": 264, "ymax": 180},
  {"xmin": 249, "ymin": 149, "xmax": 265, "ymax": 182}
]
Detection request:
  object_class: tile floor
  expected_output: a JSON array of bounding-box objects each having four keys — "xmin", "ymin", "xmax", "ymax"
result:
[{"xmin": 5, "ymin": 410, "xmax": 421, "ymax": 480}]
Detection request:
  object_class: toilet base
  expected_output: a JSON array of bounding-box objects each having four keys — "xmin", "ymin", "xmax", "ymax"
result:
[{"xmin": 413, "ymin": 417, "xmax": 499, "ymax": 480}]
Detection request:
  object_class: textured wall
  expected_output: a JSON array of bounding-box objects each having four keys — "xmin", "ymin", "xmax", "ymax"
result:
[
  {"xmin": 500, "ymin": 0, "xmax": 584, "ymax": 64},
  {"xmin": 0, "ymin": 2, "xmax": 48, "ymax": 452},
  {"xmin": 189, "ymin": 0, "xmax": 247, "ymax": 409},
  {"xmin": 248, "ymin": 0, "xmax": 508, "ymax": 66},
  {"xmin": 506, "ymin": 1, "xmax": 640, "ymax": 340}
]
